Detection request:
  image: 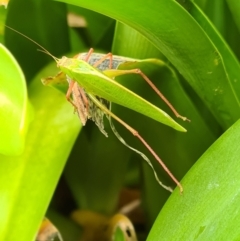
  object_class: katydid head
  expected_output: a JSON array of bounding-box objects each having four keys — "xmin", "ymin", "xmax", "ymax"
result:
[
  {"xmin": 5, "ymin": 25, "xmax": 59, "ymax": 63},
  {"xmin": 57, "ymin": 56, "xmax": 69, "ymax": 67},
  {"xmin": 57, "ymin": 56, "xmax": 86, "ymax": 72}
]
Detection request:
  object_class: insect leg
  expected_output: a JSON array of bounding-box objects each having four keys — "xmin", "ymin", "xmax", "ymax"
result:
[
  {"xmin": 74, "ymin": 49, "xmax": 113, "ymax": 68},
  {"xmin": 66, "ymin": 77, "xmax": 89, "ymax": 125},
  {"xmin": 68, "ymin": 50, "xmax": 95, "ymax": 125},
  {"xmin": 71, "ymin": 84, "xmax": 89, "ymax": 125},
  {"xmin": 103, "ymin": 68, "xmax": 190, "ymax": 122},
  {"xmin": 88, "ymin": 94, "xmax": 183, "ymax": 193},
  {"xmin": 83, "ymin": 48, "xmax": 94, "ymax": 62},
  {"xmin": 66, "ymin": 79, "xmax": 77, "ymax": 108},
  {"xmin": 125, "ymin": 125, "xmax": 183, "ymax": 193},
  {"xmin": 74, "ymin": 48, "xmax": 94, "ymax": 62},
  {"xmin": 92, "ymin": 52, "xmax": 113, "ymax": 69},
  {"xmin": 78, "ymin": 85, "xmax": 89, "ymax": 113}
]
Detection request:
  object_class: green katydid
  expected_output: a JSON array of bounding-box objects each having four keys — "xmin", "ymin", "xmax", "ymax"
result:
[{"xmin": 6, "ymin": 26, "xmax": 190, "ymax": 193}]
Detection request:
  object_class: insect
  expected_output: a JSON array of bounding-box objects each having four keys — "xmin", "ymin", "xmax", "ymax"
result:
[{"xmin": 6, "ymin": 26, "xmax": 190, "ymax": 193}]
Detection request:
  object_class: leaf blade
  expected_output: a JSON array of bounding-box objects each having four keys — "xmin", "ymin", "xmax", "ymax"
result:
[
  {"xmin": 0, "ymin": 65, "xmax": 81, "ymax": 241},
  {"xmin": 0, "ymin": 44, "xmax": 30, "ymax": 155},
  {"xmin": 146, "ymin": 120, "xmax": 240, "ymax": 240}
]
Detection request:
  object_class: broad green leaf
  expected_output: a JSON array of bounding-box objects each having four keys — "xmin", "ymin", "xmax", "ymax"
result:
[
  {"xmin": 57, "ymin": 0, "xmax": 240, "ymax": 130},
  {"xmin": 197, "ymin": 0, "xmax": 226, "ymax": 35},
  {"xmin": 147, "ymin": 119, "xmax": 240, "ymax": 240},
  {"xmin": 194, "ymin": 0, "xmax": 207, "ymax": 9},
  {"xmin": 180, "ymin": 0, "xmax": 240, "ymax": 128},
  {"xmin": 225, "ymin": 0, "xmax": 240, "ymax": 32},
  {"xmin": 0, "ymin": 43, "xmax": 30, "ymax": 155},
  {"xmin": 112, "ymin": 22, "xmax": 165, "ymax": 60},
  {"xmin": 3, "ymin": 1, "xmax": 240, "ymax": 240},
  {"xmin": 0, "ymin": 64, "xmax": 80, "ymax": 241}
]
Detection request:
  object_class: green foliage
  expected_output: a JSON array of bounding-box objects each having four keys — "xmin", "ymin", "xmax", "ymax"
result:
[
  {"xmin": 0, "ymin": 0, "xmax": 240, "ymax": 240},
  {"xmin": 0, "ymin": 43, "xmax": 30, "ymax": 155},
  {"xmin": 147, "ymin": 119, "xmax": 240, "ymax": 240}
]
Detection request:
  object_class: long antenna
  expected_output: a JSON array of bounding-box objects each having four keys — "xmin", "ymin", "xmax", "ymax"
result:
[{"xmin": 5, "ymin": 25, "xmax": 59, "ymax": 62}]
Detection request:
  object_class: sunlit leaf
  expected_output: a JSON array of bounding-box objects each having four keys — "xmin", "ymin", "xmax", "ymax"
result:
[{"xmin": 0, "ymin": 44, "xmax": 30, "ymax": 155}]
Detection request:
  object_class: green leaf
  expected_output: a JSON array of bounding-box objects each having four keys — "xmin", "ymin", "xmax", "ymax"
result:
[
  {"xmin": 180, "ymin": 0, "xmax": 240, "ymax": 129},
  {"xmin": 225, "ymin": 0, "xmax": 240, "ymax": 32},
  {"xmin": 147, "ymin": 119, "xmax": 240, "ymax": 240},
  {"xmin": 0, "ymin": 64, "xmax": 81, "ymax": 241},
  {"xmin": 0, "ymin": 43, "xmax": 31, "ymax": 155},
  {"xmin": 4, "ymin": 1, "xmax": 240, "ymax": 240},
  {"xmin": 112, "ymin": 22, "xmax": 165, "ymax": 60}
]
